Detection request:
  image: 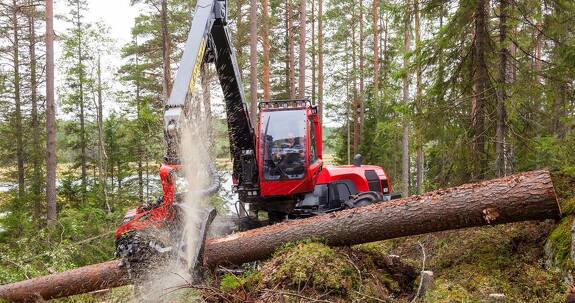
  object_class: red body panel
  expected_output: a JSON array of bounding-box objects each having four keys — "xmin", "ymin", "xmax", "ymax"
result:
[
  {"xmin": 317, "ymin": 165, "xmax": 390, "ymax": 192},
  {"xmin": 115, "ymin": 164, "xmax": 179, "ymax": 240}
]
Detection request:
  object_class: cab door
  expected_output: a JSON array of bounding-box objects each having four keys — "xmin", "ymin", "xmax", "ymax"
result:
[{"xmin": 307, "ymin": 112, "xmax": 323, "ymax": 186}]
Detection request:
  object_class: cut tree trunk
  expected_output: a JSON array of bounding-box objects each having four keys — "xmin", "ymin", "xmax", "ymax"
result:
[
  {"xmin": 205, "ymin": 170, "xmax": 559, "ymax": 266},
  {"xmin": 0, "ymin": 260, "xmax": 128, "ymax": 302},
  {"xmin": 0, "ymin": 170, "xmax": 561, "ymax": 301}
]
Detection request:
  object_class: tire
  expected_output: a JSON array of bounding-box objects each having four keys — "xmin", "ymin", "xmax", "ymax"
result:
[{"xmin": 344, "ymin": 191, "xmax": 385, "ymax": 209}]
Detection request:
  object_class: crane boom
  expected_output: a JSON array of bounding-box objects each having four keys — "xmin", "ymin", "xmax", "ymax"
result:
[{"xmin": 164, "ymin": 0, "xmax": 259, "ymax": 194}]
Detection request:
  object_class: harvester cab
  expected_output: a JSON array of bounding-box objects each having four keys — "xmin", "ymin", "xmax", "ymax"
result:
[{"xmin": 255, "ymin": 99, "xmax": 321, "ymax": 197}]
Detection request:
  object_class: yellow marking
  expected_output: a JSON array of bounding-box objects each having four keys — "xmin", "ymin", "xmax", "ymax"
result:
[{"xmin": 189, "ymin": 38, "xmax": 207, "ymax": 93}]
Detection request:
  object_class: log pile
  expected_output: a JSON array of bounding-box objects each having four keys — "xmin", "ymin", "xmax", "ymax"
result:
[{"xmin": 0, "ymin": 170, "xmax": 561, "ymax": 302}]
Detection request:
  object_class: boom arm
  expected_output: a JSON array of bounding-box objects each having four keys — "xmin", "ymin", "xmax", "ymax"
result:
[{"xmin": 164, "ymin": 0, "xmax": 259, "ymax": 195}]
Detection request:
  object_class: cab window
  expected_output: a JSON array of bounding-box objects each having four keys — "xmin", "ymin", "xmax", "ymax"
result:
[{"xmin": 261, "ymin": 109, "xmax": 307, "ymax": 180}]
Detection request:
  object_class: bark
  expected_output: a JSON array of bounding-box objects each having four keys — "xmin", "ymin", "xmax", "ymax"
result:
[
  {"xmin": 45, "ymin": 0, "xmax": 57, "ymax": 226},
  {"xmin": 415, "ymin": 0, "xmax": 423, "ymax": 194},
  {"xmin": 287, "ymin": 0, "xmax": 296, "ymax": 98},
  {"xmin": 12, "ymin": 0, "xmax": 25, "ymax": 199},
  {"xmin": 317, "ymin": 0, "xmax": 323, "ymax": 122},
  {"xmin": 298, "ymin": 0, "xmax": 306, "ymax": 98},
  {"xmin": 471, "ymin": 0, "xmax": 489, "ymax": 179},
  {"xmin": 28, "ymin": 1, "xmax": 42, "ymax": 216},
  {"xmin": 401, "ymin": 0, "xmax": 411, "ymax": 198},
  {"xmin": 496, "ymin": 0, "xmax": 508, "ymax": 177},
  {"xmin": 372, "ymin": 0, "xmax": 379, "ymax": 99},
  {"xmin": 161, "ymin": 0, "xmax": 172, "ymax": 104},
  {"xmin": 0, "ymin": 171, "xmax": 560, "ymax": 301},
  {"xmin": 249, "ymin": 0, "xmax": 258, "ymax": 125},
  {"xmin": 262, "ymin": 0, "xmax": 271, "ymax": 101}
]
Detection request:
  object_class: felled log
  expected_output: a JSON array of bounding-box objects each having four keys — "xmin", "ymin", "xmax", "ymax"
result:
[
  {"xmin": 0, "ymin": 170, "xmax": 561, "ymax": 301},
  {"xmin": 205, "ymin": 169, "xmax": 560, "ymax": 266},
  {"xmin": 0, "ymin": 260, "xmax": 127, "ymax": 302}
]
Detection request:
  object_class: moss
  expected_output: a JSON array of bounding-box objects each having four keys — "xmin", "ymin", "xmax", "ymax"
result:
[
  {"xmin": 219, "ymin": 270, "xmax": 262, "ymax": 293},
  {"xmin": 561, "ymin": 198, "xmax": 575, "ymax": 216},
  {"xmin": 220, "ymin": 273, "xmax": 245, "ymax": 292},
  {"xmin": 546, "ymin": 216, "xmax": 574, "ymax": 269},
  {"xmin": 266, "ymin": 242, "xmax": 356, "ymax": 292},
  {"xmin": 424, "ymin": 278, "xmax": 477, "ymax": 303}
]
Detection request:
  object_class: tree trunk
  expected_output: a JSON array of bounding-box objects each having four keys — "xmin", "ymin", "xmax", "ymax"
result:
[
  {"xmin": 496, "ymin": 0, "xmax": 508, "ymax": 177},
  {"xmin": 352, "ymin": 2, "xmax": 358, "ymax": 155},
  {"xmin": 28, "ymin": 1, "xmax": 42, "ymax": 217},
  {"xmin": 235, "ymin": 0, "xmax": 245, "ymax": 80},
  {"xmin": 534, "ymin": 1, "xmax": 543, "ymax": 84},
  {"xmin": 45, "ymin": 0, "xmax": 57, "ymax": 226},
  {"xmin": 401, "ymin": 0, "xmax": 411, "ymax": 198},
  {"xmin": 75, "ymin": 0, "xmax": 87, "ymax": 201},
  {"xmin": 317, "ymin": 0, "xmax": 323, "ymax": 122},
  {"xmin": 372, "ymin": 0, "xmax": 379, "ymax": 100},
  {"xmin": 345, "ymin": 37, "xmax": 351, "ymax": 164},
  {"xmin": 0, "ymin": 260, "xmax": 129, "ymax": 302},
  {"xmin": 298, "ymin": 0, "xmax": 306, "ymax": 98},
  {"xmin": 287, "ymin": 0, "xmax": 296, "ymax": 98},
  {"xmin": 249, "ymin": 0, "xmax": 258, "ymax": 125},
  {"xmin": 96, "ymin": 57, "xmax": 110, "ymax": 212},
  {"xmin": 471, "ymin": 0, "xmax": 489, "ymax": 179},
  {"xmin": 311, "ymin": 0, "xmax": 316, "ymax": 103},
  {"xmin": 0, "ymin": 170, "xmax": 561, "ymax": 301},
  {"xmin": 134, "ymin": 37, "xmax": 144, "ymax": 205},
  {"xmin": 262, "ymin": 0, "xmax": 271, "ymax": 101},
  {"xmin": 359, "ymin": 0, "xmax": 365, "ymax": 145},
  {"xmin": 205, "ymin": 170, "xmax": 560, "ymax": 266},
  {"xmin": 161, "ymin": 0, "xmax": 172, "ymax": 104},
  {"xmin": 414, "ymin": 0, "xmax": 423, "ymax": 194},
  {"xmin": 12, "ymin": 0, "xmax": 25, "ymax": 199}
]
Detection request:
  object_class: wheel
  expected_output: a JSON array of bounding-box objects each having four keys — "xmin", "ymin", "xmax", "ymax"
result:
[{"xmin": 344, "ymin": 191, "xmax": 386, "ymax": 209}]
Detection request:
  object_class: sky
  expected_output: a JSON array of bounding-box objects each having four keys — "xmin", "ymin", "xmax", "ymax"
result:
[
  {"xmin": 54, "ymin": 0, "xmax": 138, "ymax": 48},
  {"xmin": 53, "ymin": 0, "xmax": 139, "ymax": 118}
]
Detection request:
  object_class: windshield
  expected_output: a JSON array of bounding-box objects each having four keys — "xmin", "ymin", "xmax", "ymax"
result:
[{"xmin": 261, "ymin": 109, "xmax": 307, "ymax": 180}]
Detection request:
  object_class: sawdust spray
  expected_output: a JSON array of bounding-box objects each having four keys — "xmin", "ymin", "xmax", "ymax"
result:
[{"xmin": 141, "ymin": 98, "xmax": 213, "ymax": 301}]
